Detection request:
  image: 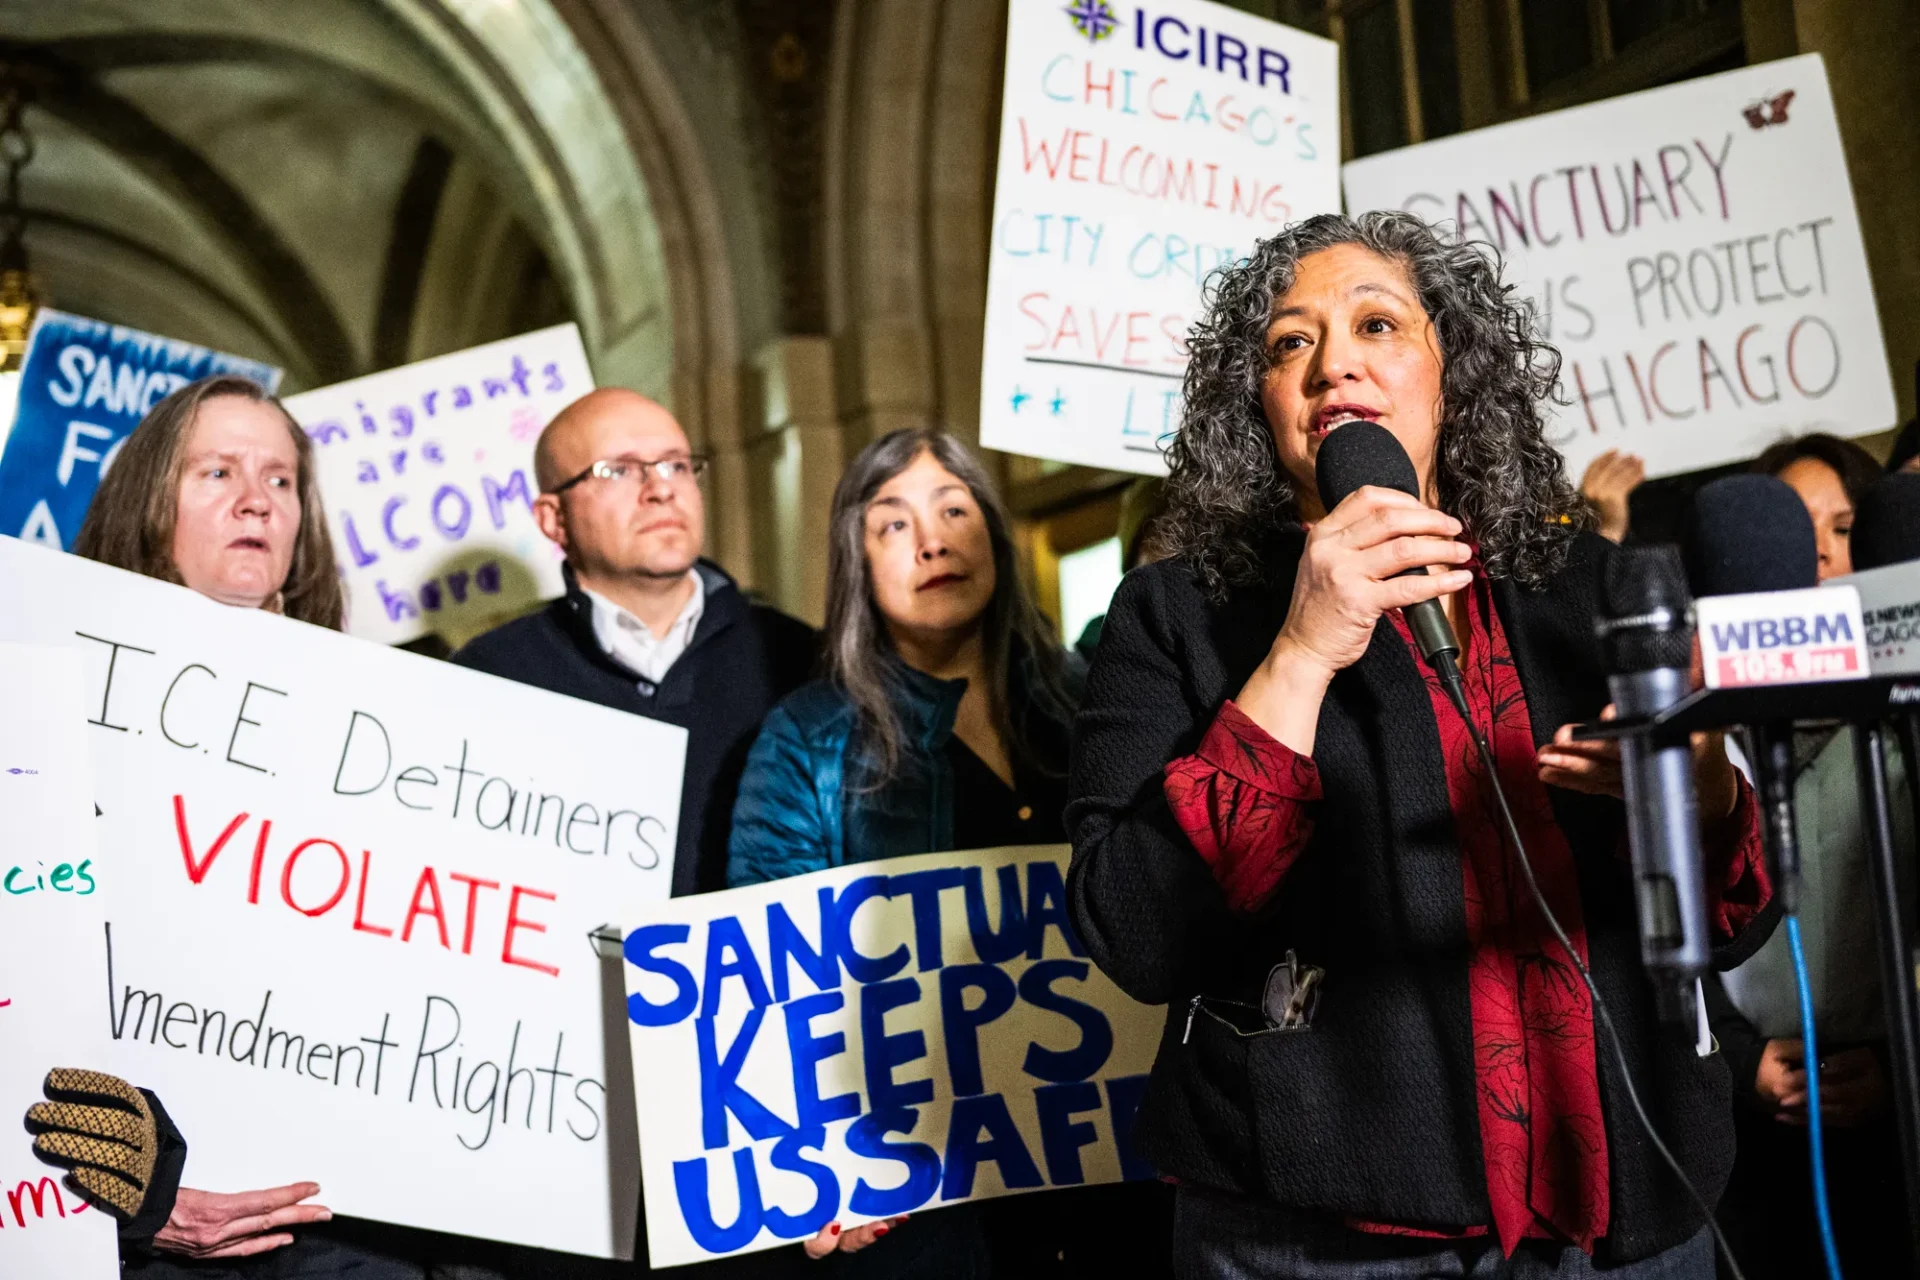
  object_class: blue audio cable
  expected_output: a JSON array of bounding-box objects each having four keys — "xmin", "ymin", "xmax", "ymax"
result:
[{"xmin": 1786, "ymin": 913, "xmax": 1845, "ymax": 1280}]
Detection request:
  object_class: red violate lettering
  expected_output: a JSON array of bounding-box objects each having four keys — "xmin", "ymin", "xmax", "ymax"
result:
[
  {"xmin": 280, "ymin": 839, "xmax": 351, "ymax": 918},
  {"xmin": 448, "ymin": 872, "xmax": 501, "ymax": 956},
  {"xmin": 403, "ymin": 867, "xmax": 450, "ymax": 948},
  {"xmin": 246, "ymin": 819, "xmax": 273, "ymax": 905},
  {"xmin": 173, "ymin": 795, "xmax": 248, "ymax": 885},
  {"xmin": 502, "ymin": 886, "xmax": 560, "ymax": 977},
  {"xmin": 352, "ymin": 849, "xmax": 394, "ymax": 937},
  {"xmin": 168, "ymin": 795, "xmax": 558, "ymax": 976}
]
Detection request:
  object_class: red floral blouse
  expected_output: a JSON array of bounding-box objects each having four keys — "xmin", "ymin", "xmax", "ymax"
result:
[{"xmin": 1162, "ymin": 569, "xmax": 1769, "ymax": 1256}]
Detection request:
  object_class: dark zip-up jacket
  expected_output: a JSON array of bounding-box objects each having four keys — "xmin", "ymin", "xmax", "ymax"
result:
[{"xmin": 453, "ymin": 560, "xmax": 815, "ymax": 896}]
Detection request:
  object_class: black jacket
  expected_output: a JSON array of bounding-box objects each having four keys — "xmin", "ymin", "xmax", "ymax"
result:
[
  {"xmin": 1065, "ymin": 529, "xmax": 1778, "ymax": 1264},
  {"xmin": 453, "ymin": 560, "xmax": 816, "ymax": 896}
]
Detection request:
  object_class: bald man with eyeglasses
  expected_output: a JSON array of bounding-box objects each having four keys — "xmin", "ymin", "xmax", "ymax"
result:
[{"xmin": 454, "ymin": 388, "xmax": 815, "ymax": 900}]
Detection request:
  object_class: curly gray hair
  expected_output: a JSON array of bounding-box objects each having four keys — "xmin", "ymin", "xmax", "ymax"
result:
[{"xmin": 1159, "ymin": 210, "xmax": 1589, "ymax": 599}]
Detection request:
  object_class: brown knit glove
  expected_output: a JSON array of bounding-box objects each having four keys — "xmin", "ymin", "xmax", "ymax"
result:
[{"xmin": 25, "ymin": 1068, "xmax": 161, "ymax": 1222}]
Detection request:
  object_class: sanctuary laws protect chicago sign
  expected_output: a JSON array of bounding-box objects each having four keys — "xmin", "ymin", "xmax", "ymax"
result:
[
  {"xmin": 624, "ymin": 845, "xmax": 1162, "ymax": 1267},
  {"xmin": 979, "ymin": 0, "xmax": 1340, "ymax": 473},
  {"xmin": 0, "ymin": 536, "xmax": 686, "ymax": 1258},
  {"xmin": 1343, "ymin": 54, "xmax": 1896, "ymax": 479}
]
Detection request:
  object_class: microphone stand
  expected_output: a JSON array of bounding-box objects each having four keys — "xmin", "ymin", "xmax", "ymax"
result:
[
  {"xmin": 1577, "ymin": 677, "xmax": 1920, "ymax": 1270},
  {"xmin": 1854, "ymin": 721, "xmax": 1920, "ymax": 1267}
]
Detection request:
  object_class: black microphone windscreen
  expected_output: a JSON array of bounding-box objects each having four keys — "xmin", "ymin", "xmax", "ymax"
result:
[
  {"xmin": 1683, "ymin": 474, "xmax": 1817, "ymax": 596},
  {"xmin": 1851, "ymin": 472, "xmax": 1920, "ymax": 570},
  {"xmin": 1600, "ymin": 545, "xmax": 1694, "ymax": 673},
  {"xmin": 1314, "ymin": 421, "xmax": 1418, "ymax": 512}
]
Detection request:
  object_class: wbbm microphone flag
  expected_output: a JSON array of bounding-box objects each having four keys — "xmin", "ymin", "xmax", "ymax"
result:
[{"xmin": 1696, "ymin": 585, "xmax": 1868, "ymax": 688}]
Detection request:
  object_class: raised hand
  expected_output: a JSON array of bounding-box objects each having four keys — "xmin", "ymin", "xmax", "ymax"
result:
[{"xmin": 1579, "ymin": 450, "xmax": 1646, "ymax": 544}]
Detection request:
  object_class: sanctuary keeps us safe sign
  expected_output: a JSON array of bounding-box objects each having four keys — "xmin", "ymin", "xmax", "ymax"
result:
[{"xmin": 624, "ymin": 845, "xmax": 1163, "ymax": 1267}]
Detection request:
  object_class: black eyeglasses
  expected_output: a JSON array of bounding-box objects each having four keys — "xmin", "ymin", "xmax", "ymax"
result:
[{"xmin": 550, "ymin": 454, "xmax": 710, "ymax": 495}]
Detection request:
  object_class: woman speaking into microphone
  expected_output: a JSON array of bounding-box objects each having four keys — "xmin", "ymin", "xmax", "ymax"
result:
[{"xmin": 1066, "ymin": 212, "xmax": 1776, "ymax": 1278}]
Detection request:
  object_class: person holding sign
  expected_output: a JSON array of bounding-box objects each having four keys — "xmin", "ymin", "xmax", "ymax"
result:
[
  {"xmin": 53, "ymin": 375, "xmax": 469, "ymax": 1277},
  {"xmin": 729, "ymin": 429, "xmax": 1171, "ymax": 1276},
  {"xmin": 1067, "ymin": 212, "xmax": 1775, "ymax": 1277}
]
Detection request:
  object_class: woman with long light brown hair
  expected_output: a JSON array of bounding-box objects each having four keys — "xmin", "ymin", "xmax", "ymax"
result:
[{"xmin": 75, "ymin": 373, "xmax": 344, "ymax": 627}]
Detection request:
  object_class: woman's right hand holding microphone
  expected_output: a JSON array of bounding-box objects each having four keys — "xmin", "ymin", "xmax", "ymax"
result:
[{"xmin": 1237, "ymin": 486, "xmax": 1472, "ymax": 754}]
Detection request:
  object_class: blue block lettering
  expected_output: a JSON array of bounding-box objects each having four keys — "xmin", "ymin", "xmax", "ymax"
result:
[
  {"xmin": 767, "ymin": 894, "xmax": 839, "ymax": 1001},
  {"xmin": 940, "ymin": 964, "xmax": 1017, "ymax": 1097},
  {"xmin": 941, "ymin": 1093, "xmax": 1043, "ymax": 1200},
  {"xmin": 702, "ymin": 916, "xmax": 773, "ymax": 1018},
  {"xmin": 624, "ymin": 923, "xmax": 698, "ymax": 1026},
  {"xmin": 963, "ymin": 864, "xmax": 1028, "ymax": 964},
  {"xmin": 1018, "ymin": 960, "xmax": 1113, "ymax": 1082},
  {"xmin": 830, "ymin": 875, "xmax": 910, "ymax": 982},
  {"xmin": 696, "ymin": 1007, "xmax": 792, "ymax": 1149},
  {"xmin": 784, "ymin": 992, "xmax": 860, "ymax": 1128},
  {"xmin": 890, "ymin": 867, "xmax": 968, "ymax": 971},
  {"xmin": 1035, "ymin": 1080, "xmax": 1103, "ymax": 1184},
  {"xmin": 762, "ymin": 1127, "xmax": 840, "ymax": 1239},
  {"xmin": 672, "ymin": 1147, "xmax": 762, "ymax": 1253},
  {"xmin": 846, "ymin": 1107, "xmax": 941, "ymax": 1217},
  {"xmin": 1024, "ymin": 861, "xmax": 1085, "ymax": 958},
  {"xmin": 861, "ymin": 978, "xmax": 933, "ymax": 1112}
]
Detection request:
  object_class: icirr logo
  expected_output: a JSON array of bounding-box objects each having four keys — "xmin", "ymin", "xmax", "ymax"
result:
[{"xmin": 1064, "ymin": 0, "xmax": 1119, "ymax": 44}]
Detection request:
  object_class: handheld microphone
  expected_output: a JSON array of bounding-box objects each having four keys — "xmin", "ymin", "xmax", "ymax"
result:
[
  {"xmin": 1313, "ymin": 421, "xmax": 1462, "ymax": 686},
  {"xmin": 1598, "ymin": 546, "xmax": 1709, "ymax": 1020},
  {"xmin": 1684, "ymin": 473, "xmax": 1820, "ymax": 913}
]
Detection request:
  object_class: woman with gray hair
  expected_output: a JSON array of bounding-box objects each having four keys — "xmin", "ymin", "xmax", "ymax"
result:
[
  {"xmin": 728, "ymin": 427, "xmax": 1172, "ymax": 1276},
  {"xmin": 1066, "ymin": 212, "xmax": 1776, "ymax": 1277}
]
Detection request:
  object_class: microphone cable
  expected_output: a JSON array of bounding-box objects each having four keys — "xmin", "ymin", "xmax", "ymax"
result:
[
  {"xmin": 1787, "ymin": 913, "xmax": 1846, "ymax": 1280},
  {"xmin": 1427, "ymin": 653, "xmax": 1751, "ymax": 1280}
]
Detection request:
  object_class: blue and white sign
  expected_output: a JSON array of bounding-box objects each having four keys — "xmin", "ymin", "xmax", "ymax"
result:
[
  {"xmin": 0, "ymin": 311, "xmax": 283, "ymax": 551},
  {"xmin": 624, "ymin": 844, "xmax": 1162, "ymax": 1267}
]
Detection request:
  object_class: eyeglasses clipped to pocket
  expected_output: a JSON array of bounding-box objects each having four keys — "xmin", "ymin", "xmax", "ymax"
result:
[{"xmin": 1182, "ymin": 950, "xmax": 1324, "ymax": 1043}]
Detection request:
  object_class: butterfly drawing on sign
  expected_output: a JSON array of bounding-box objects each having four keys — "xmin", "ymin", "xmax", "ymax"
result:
[{"xmin": 1742, "ymin": 89, "xmax": 1795, "ymax": 129}]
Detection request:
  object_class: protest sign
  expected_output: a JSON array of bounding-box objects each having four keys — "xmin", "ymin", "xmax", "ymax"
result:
[
  {"xmin": 624, "ymin": 844, "xmax": 1162, "ymax": 1267},
  {"xmin": 979, "ymin": 0, "xmax": 1339, "ymax": 473},
  {"xmin": 0, "ymin": 644, "xmax": 119, "ymax": 1279},
  {"xmin": 0, "ymin": 535, "xmax": 686, "ymax": 1257},
  {"xmin": 284, "ymin": 325, "xmax": 593, "ymax": 648},
  {"xmin": 0, "ymin": 310, "xmax": 282, "ymax": 551},
  {"xmin": 1343, "ymin": 54, "xmax": 1896, "ymax": 479}
]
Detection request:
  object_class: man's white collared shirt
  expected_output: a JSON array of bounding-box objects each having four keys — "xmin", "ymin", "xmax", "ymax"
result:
[{"xmin": 583, "ymin": 572, "xmax": 705, "ymax": 688}]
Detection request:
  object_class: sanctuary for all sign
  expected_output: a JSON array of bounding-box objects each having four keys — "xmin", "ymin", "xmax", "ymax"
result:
[
  {"xmin": 285, "ymin": 325, "xmax": 593, "ymax": 649},
  {"xmin": 1343, "ymin": 54, "xmax": 1895, "ymax": 479},
  {"xmin": 979, "ymin": 0, "xmax": 1339, "ymax": 473},
  {"xmin": 0, "ymin": 310, "xmax": 281, "ymax": 551},
  {"xmin": 0, "ymin": 645, "xmax": 119, "ymax": 1279},
  {"xmin": 624, "ymin": 845, "xmax": 1162, "ymax": 1267},
  {"xmin": 0, "ymin": 536, "xmax": 686, "ymax": 1258}
]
